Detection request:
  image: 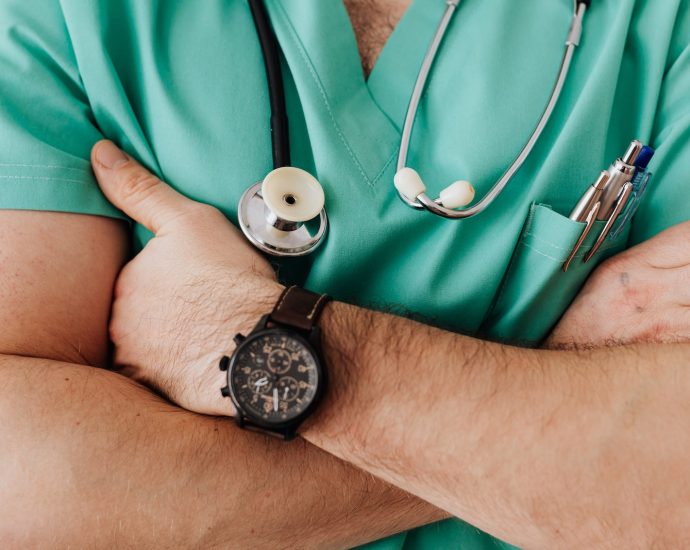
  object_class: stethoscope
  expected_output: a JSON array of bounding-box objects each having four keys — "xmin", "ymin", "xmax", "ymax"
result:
[{"xmin": 238, "ymin": 0, "xmax": 592, "ymax": 256}]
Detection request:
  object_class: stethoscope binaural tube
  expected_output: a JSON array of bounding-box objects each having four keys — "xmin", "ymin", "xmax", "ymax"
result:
[{"xmin": 394, "ymin": 0, "xmax": 591, "ymax": 219}]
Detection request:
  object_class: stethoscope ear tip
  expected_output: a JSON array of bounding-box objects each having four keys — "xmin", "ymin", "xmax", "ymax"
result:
[
  {"xmin": 439, "ymin": 180, "xmax": 475, "ymax": 209},
  {"xmin": 394, "ymin": 168, "xmax": 475, "ymax": 210},
  {"xmin": 394, "ymin": 167, "xmax": 427, "ymax": 201}
]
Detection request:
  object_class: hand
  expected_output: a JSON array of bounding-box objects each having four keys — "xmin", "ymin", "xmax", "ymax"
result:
[
  {"xmin": 546, "ymin": 221, "xmax": 690, "ymax": 349},
  {"xmin": 91, "ymin": 140, "xmax": 284, "ymax": 416}
]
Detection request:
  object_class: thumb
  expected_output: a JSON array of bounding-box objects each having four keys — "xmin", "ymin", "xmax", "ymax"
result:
[{"xmin": 91, "ymin": 140, "xmax": 195, "ymax": 234}]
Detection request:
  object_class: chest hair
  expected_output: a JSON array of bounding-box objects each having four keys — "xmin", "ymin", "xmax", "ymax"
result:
[{"xmin": 343, "ymin": 0, "xmax": 412, "ymax": 78}]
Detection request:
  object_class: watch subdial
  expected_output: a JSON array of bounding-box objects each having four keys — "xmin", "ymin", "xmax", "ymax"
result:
[
  {"xmin": 277, "ymin": 376, "xmax": 300, "ymax": 402},
  {"xmin": 248, "ymin": 370, "xmax": 273, "ymax": 395},
  {"xmin": 267, "ymin": 348, "xmax": 292, "ymax": 374}
]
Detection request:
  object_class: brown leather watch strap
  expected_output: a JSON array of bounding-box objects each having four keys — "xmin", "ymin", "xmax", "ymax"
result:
[{"xmin": 269, "ymin": 286, "xmax": 330, "ymax": 332}]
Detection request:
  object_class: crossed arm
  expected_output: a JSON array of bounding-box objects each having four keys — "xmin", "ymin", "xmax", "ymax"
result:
[
  {"xmin": 3, "ymin": 143, "xmax": 690, "ymax": 549},
  {"xmin": 90, "ymin": 145, "xmax": 690, "ymax": 548},
  {"xmin": 305, "ymin": 298, "xmax": 690, "ymax": 547},
  {"xmin": 0, "ymin": 212, "xmax": 443, "ymax": 549}
]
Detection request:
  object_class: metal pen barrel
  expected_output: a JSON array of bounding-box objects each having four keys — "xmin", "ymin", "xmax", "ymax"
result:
[{"xmin": 596, "ymin": 140, "xmax": 642, "ymax": 220}]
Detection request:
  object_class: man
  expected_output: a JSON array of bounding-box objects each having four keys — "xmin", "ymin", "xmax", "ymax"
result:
[{"xmin": 1, "ymin": 1, "xmax": 690, "ymax": 548}]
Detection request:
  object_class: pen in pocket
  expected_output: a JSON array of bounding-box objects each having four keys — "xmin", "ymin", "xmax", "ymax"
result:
[{"xmin": 563, "ymin": 140, "xmax": 655, "ymax": 272}]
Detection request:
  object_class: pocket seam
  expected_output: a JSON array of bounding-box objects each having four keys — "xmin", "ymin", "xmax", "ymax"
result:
[{"xmin": 521, "ymin": 241, "xmax": 622, "ymax": 263}]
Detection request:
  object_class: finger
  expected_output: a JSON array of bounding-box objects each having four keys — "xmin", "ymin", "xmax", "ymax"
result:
[
  {"xmin": 91, "ymin": 140, "xmax": 197, "ymax": 234},
  {"xmin": 623, "ymin": 221, "xmax": 690, "ymax": 269}
]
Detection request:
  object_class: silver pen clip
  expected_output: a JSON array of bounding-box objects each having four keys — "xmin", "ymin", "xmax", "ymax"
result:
[
  {"xmin": 583, "ymin": 182, "xmax": 634, "ymax": 262},
  {"xmin": 562, "ymin": 201, "xmax": 601, "ymax": 272},
  {"xmin": 562, "ymin": 170, "xmax": 608, "ymax": 272}
]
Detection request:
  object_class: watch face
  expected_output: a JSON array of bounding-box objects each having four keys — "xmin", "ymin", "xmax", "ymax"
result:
[{"xmin": 229, "ymin": 330, "xmax": 321, "ymax": 425}]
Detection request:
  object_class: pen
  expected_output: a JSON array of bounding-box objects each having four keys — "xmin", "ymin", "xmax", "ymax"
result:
[
  {"xmin": 595, "ymin": 140, "xmax": 642, "ymax": 221},
  {"xmin": 583, "ymin": 144, "xmax": 656, "ymax": 261},
  {"xmin": 569, "ymin": 170, "xmax": 609, "ymax": 221},
  {"xmin": 563, "ymin": 140, "xmax": 655, "ymax": 272},
  {"xmin": 563, "ymin": 200, "xmax": 601, "ymax": 271},
  {"xmin": 584, "ymin": 181, "xmax": 634, "ymax": 262}
]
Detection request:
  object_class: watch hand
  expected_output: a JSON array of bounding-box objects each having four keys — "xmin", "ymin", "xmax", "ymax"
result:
[
  {"xmin": 254, "ymin": 377, "xmax": 268, "ymax": 388},
  {"xmin": 283, "ymin": 387, "xmax": 289, "ymax": 399},
  {"xmin": 273, "ymin": 388, "xmax": 279, "ymax": 412}
]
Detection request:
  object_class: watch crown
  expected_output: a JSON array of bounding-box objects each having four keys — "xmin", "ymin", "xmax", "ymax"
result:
[
  {"xmin": 219, "ymin": 356, "xmax": 230, "ymax": 371},
  {"xmin": 233, "ymin": 333, "xmax": 246, "ymax": 346},
  {"xmin": 220, "ymin": 385, "xmax": 231, "ymax": 398}
]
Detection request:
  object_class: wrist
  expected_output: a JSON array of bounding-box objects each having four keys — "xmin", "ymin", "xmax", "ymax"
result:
[
  {"xmin": 206, "ymin": 277, "xmax": 285, "ymax": 417},
  {"xmin": 219, "ymin": 284, "xmax": 335, "ymax": 438},
  {"xmin": 299, "ymin": 300, "xmax": 376, "ymax": 439}
]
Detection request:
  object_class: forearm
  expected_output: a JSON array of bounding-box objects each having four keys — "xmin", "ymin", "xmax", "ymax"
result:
[
  {"xmin": 0, "ymin": 353, "xmax": 444, "ymax": 549},
  {"xmin": 302, "ymin": 301, "xmax": 690, "ymax": 547}
]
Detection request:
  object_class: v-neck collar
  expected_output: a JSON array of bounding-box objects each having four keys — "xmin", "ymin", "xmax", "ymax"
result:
[
  {"xmin": 263, "ymin": 0, "xmax": 444, "ymax": 187},
  {"xmin": 366, "ymin": 0, "xmax": 448, "ymax": 131}
]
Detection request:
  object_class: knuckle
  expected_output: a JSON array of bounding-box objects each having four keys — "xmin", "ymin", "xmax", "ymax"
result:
[
  {"xmin": 109, "ymin": 317, "xmax": 123, "ymax": 343},
  {"xmin": 595, "ymin": 252, "xmax": 629, "ymax": 282},
  {"xmin": 178, "ymin": 202, "xmax": 224, "ymax": 231},
  {"xmin": 120, "ymin": 171, "xmax": 160, "ymax": 203},
  {"xmin": 189, "ymin": 202, "xmax": 222, "ymax": 220},
  {"xmin": 112, "ymin": 278, "xmax": 127, "ymax": 300},
  {"xmin": 108, "ymin": 301, "xmax": 130, "ymax": 343}
]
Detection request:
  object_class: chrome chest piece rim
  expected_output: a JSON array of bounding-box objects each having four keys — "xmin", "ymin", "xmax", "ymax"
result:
[{"xmin": 238, "ymin": 182, "xmax": 328, "ymax": 257}]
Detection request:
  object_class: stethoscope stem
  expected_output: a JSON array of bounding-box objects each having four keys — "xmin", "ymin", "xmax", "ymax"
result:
[
  {"xmin": 248, "ymin": 0, "xmax": 291, "ymax": 168},
  {"xmin": 396, "ymin": 1, "xmax": 589, "ymax": 218},
  {"xmin": 240, "ymin": 1, "xmax": 328, "ymax": 257}
]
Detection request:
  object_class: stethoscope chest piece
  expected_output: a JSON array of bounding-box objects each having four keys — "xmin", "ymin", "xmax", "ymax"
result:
[{"xmin": 238, "ymin": 166, "xmax": 328, "ymax": 257}]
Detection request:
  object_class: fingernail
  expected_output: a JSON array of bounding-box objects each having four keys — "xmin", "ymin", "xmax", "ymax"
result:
[{"xmin": 96, "ymin": 141, "xmax": 129, "ymax": 169}]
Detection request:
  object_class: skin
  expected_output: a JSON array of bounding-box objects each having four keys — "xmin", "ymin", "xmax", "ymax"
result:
[
  {"xmin": 546, "ymin": 224, "xmax": 690, "ymax": 348},
  {"xmin": 0, "ymin": 145, "xmax": 445, "ymax": 549},
  {"xmin": 1, "ymin": 8, "xmax": 686, "ymax": 548},
  {"xmin": 1, "ymin": 10, "xmax": 442, "ymax": 548},
  {"xmin": 90, "ymin": 142, "xmax": 690, "ymax": 548},
  {"xmin": 343, "ymin": 0, "xmax": 412, "ymax": 77}
]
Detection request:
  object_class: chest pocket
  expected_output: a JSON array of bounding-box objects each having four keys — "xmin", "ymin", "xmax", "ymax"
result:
[{"xmin": 480, "ymin": 203, "xmax": 629, "ymax": 347}]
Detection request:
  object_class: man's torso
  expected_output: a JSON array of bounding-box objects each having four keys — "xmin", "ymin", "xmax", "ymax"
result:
[{"xmin": 2, "ymin": 1, "xmax": 689, "ymax": 547}]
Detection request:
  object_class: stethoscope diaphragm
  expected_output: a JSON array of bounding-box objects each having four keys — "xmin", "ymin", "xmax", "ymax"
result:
[{"xmin": 238, "ymin": 167, "xmax": 328, "ymax": 257}]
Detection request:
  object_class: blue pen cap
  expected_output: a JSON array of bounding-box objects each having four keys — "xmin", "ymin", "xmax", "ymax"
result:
[
  {"xmin": 608, "ymin": 169, "xmax": 653, "ymax": 241},
  {"xmin": 634, "ymin": 146, "xmax": 655, "ymax": 172},
  {"xmin": 608, "ymin": 145, "xmax": 655, "ymax": 241}
]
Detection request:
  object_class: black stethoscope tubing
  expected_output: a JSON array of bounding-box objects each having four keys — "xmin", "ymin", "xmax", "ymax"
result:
[{"xmin": 248, "ymin": 0, "xmax": 290, "ymax": 169}]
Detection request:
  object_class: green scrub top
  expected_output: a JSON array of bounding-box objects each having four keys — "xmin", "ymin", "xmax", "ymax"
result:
[{"xmin": 1, "ymin": 0, "xmax": 689, "ymax": 547}]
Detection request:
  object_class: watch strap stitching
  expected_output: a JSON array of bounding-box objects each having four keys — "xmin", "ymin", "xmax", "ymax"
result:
[
  {"xmin": 306, "ymin": 293, "xmax": 328, "ymax": 320},
  {"xmin": 275, "ymin": 285, "xmax": 297, "ymax": 311},
  {"xmin": 270, "ymin": 285, "xmax": 330, "ymax": 331}
]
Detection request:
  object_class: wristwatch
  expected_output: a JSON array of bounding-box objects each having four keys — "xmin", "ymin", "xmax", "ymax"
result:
[{"xmin": 219, "ymin": 286, "xmax": 330, "ymax": 440}]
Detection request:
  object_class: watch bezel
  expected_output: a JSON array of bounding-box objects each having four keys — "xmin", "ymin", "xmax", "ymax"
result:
[{"xmin": 226, "ymin": 326, "xmax": 326, "ymax": 433}]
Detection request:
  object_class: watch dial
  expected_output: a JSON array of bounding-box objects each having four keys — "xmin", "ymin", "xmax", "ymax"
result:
[{"xmin": 230, "ymin": 331, "xmax": 320, "ymax": 424}]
